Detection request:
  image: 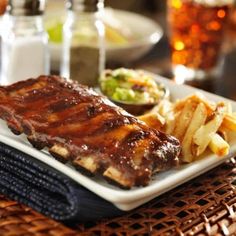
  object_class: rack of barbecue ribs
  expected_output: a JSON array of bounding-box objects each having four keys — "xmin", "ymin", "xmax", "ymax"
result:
[{"xmin": 0, "ymin": 76, "xmax": 181, "ymax": 188}]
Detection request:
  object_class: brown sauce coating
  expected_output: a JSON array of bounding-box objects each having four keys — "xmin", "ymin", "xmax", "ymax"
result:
[{"xmin": 0, "ymin": 75, "xmax": 181, "ymax": 188}]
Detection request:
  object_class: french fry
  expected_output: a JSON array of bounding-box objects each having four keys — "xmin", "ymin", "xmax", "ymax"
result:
[
  {"xmin": 174, "ymin": 93, "xmax": 215, "ymax": 114},
  {"xmin": 172, "ymin": 100, "xmax": 196, "ymax": 141},
  {"xmin": 165, "ymin": 112, "xmax": 177, "ymax": 135},
  {"xmin": 208, "ymin": 133, "xmax": 229, "ymax": 156},
  {"xmin": 149, "ymin": 100, "xmax": 176, "ymax": 134},
  {"xmin": 145, "ymin": 92, "xmax": 235, "ymax": 162},
  {"xmin": 217, "ymin": 128, "xmax": 228, "ymax": 142},
  {"xmin": 192, "ymin": 104, "xmax": 226, "ymax": 156},
  {"xmin": 225, "ymin": 101, "xmax": 232, "ymax": 114},
  {"xmin": 150, "ymin": 99, "xmax": 173, "ymax": 118},
  {"xmin": 181, "ymin": 103, "xmax": 207, "ymax": 162},
  {"xmin": 221, "ymin": 114, "xmax": 236, "ymax": 131},
  {"xmin": 138, "ymin": 113, "xmax": 165, "ymax": 130}
]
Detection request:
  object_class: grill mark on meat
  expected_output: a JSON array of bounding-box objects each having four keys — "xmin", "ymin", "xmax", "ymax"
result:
[
  {"xmin": 41, "ymin": 112, "xmax": 115, "ymax": 137},
  {"xmin": 6, "ymin": 79, "xmax": 47, "ymax": 96},
  {"xmin": 123, "ymin": 129, "xmax": 152, "ymax": 147},
  {"xmin": 107, "ymin": 129, "xmax": 156, "ymax": 182},
  {"xmin": 0, "ymin": 76, "xmax": 181, "ymax": 188},
  {"xmin": 95, "ymin": 115, "xmax": 135, "ymax": 133}
]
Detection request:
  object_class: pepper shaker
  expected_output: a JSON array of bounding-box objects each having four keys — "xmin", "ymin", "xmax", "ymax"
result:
[
  {"xmin": 1, "ymin": 0, "xmax": 50, "ymax": 85},
  {"xmin": 61, "ymin": 0, "xmax": 105, "ymax": 87}
]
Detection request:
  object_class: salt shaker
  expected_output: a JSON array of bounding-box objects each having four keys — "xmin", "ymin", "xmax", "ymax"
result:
[
  {"xmin": 1, "ymin": 0, "xmax": 50, "ymax": 85},
  {"xmin": 61, "ymin": 0, "xmax": 105, "ymax": 87}
]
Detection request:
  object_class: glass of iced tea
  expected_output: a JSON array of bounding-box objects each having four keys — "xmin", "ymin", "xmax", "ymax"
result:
[
  {"xmin": 225, "ymin": 4, "xmax": 236, "ymax": 51},
  {"xmin": 167, "ymin": 0, "xmax": 233, "ymax": 83}
]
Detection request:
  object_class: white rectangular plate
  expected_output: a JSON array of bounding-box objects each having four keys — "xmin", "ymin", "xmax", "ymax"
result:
[{"xmin": 0, "ymin": 75, "xmax": 236, "ymax": 211}]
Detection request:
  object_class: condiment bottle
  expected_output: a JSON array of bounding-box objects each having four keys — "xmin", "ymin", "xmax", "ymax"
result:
[
  {"xmin": 1, "ymin": 0, "xmax": 49, "ymax": 85},
  {"xmin": 61, "ymin": 0, "xmax": 105, "ymax": 87},
  {"xmin": 0, "ymin": 0, "xmax": 8, "ymax": 42}
]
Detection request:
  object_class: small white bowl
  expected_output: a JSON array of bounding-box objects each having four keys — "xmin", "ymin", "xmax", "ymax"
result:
[
  {"xmin": 104, "ymin": 8, "xmax": 163, "ymax": 62},
  {"xmin": 46, "ymin": 8, "xmax": 163, "ymax": 71}
]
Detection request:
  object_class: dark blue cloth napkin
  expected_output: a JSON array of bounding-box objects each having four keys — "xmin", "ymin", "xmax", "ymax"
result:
[{"xmin": 0, "ymin": 142, "xmax": 124, "ymax": 222}]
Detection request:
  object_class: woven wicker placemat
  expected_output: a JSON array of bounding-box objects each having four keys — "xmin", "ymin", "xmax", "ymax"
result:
[{"xmin": 0, "ymin": 158, "xmax": 236, "ymax": 236}]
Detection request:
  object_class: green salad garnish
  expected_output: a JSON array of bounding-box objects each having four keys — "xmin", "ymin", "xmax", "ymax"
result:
[{"xmin": 100, "ymin": 68, "xmax": 165, "ymax": 104}]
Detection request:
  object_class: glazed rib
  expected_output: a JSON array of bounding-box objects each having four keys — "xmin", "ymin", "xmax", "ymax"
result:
[{"xmin": 0, "ymin": 76, "xmax": 180, "ymax": 188}]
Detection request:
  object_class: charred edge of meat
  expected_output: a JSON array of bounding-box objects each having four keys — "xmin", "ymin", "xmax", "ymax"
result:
[
  {"xmin": 48, "ymin": 150, "xmax": 69, "ymax": 164},
  {"xmin": 8, "ymin": 125, "xmax": 22, "ymax": 135},
  {"xmin": 104, "ymin": 176, "xmax": 131, "ymax": 190},
  {"xmin": 27, "ymin": 137, "xmax": 46, "ymax": 150},
  {"xmin": 74, "ymin": 164, "xmax": 96, "ymax": 177}
]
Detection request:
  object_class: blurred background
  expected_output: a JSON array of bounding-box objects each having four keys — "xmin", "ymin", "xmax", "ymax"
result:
[
  {"xmin": 1, "ymin": 0, "xmax": 236, "ymax": 97},
  {"xmin": 104, "ymin": 0, "xmax": 236, "ymax": 99},
  {"xmin": 45, "ymin": 0, "xmax": 168, "ymax": 72}
]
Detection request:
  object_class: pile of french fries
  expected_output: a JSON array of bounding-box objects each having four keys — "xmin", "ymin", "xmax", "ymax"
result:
[{"xmin": 138, "ymin": 93, "xmax": 236, "ymax": 163}]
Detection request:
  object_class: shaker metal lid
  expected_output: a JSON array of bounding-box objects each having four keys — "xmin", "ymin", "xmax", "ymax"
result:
[
  {"xmin": 9, "ymin": 0, "xmax": 46, "ymax": 16},
  {"xmin": 67, "ymin": 0, "xmax": 104, "ymax": 12}
]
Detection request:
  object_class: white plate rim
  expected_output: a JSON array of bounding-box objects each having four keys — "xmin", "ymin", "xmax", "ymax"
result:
[{"xmin": 0, "ymin": 75, "xmax": 236, "ymax": 211}]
